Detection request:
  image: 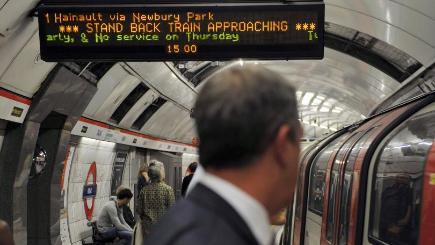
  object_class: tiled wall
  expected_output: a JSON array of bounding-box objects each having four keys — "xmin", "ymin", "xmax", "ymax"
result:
[{"xmin": 66, "ymin": 138, "xmax": 117, "ymax": 245}]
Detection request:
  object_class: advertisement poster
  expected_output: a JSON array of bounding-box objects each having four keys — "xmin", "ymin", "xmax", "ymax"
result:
[{"xmin": 111, "ymin": 152, "xmax": 128, "ymax": 195}]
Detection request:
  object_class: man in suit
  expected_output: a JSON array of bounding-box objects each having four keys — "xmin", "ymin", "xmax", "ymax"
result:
[
  {"xmin": 144, "ymin": 64, "xmax": 302, "ymax": 245},
  {"xmin": 181, "ymin": 162, "xmax": 198, "ymax": 196}
]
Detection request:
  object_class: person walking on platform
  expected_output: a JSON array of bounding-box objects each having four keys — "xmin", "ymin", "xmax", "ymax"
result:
[
  {"xmin": 143, "ymin": 65, "xmax": 302, "ymax": 245},
  {"xmin": 97, "ymin": 188, "xmax": 133, "ymax": 245},
  {"xmin": 181, "ymin": 162, "xmax": 198, "ymax": 197},
  {"xmin": 137, "ymin": 166, "xmax": 175, "ymax": 237}
]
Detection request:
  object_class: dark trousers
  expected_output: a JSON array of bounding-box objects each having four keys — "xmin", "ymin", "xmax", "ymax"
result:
[{"xmin": 99, "ymin": 227, "xmax": 133, "ymax": 245}]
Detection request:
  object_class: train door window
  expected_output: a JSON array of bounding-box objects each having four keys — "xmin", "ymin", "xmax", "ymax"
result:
[
  {"xmin": 308, "ymin": 135, "xmax": 347, "ymax": 215},
  {"xmin": 295, "ymin": 150, "xmax": 312, "ymax": 224},
  {"xmin": 295, "ymin": 146, "xmax": 314, "ymax": 215},
  {"xmin": 369, "ymin": 103, "xmax": 435, "ymax": 245},
  {"xmin": 338, "ymin": 130, "xmax": 374, "ymax": 245},
  {"xmin": 326, "ymin": 132, "xmax": 363, "ymax": 242},
  {"xmin": 290, "ymin": 143, "xmax": 316, "ymax": 245}
]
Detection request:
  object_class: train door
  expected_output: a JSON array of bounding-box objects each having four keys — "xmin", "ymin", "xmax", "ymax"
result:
[
  {"xmin": 305, "ymin": 114, "xmax": 385, "ymax": 245},
  {"xmin": 323, "ymin": 127, "xmax": 380, "ymax": 245},
  {"xmin": 288, "ymin": 142, "xmax": 318, "ymax": 245},
  {"xmin": 321, "ymin": 131, "xmax": 367, "ymax": 245},
  {"xmin": 292, "ymin": 133, "xmax": 345, "ymax": 245},
  {"xmin": 363, "ymin": 102, "xmax": 435, "ymax": 245},
  {"xmin": 304, "ymin": 135, "xmax": 348, "ymax": 244},
  {"xmin": 303, "ymin": 109, "xmax": 399, "ymax": 245},
  {"xmin": 287, "ymin": 143, "xmax": 320, "ymax": 245}
]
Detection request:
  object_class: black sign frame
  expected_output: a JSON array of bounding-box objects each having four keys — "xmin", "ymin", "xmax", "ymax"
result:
[
  {"xmin": 38, "ymin": 2, "xmax": 324, "ymax": 61},
  {"xmin": 42, "ymin": 0, "xmax": 323, "ymax": 4}
]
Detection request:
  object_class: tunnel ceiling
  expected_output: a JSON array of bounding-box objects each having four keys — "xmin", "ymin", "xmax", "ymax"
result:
[
  {"xmin": 0, "ymin": 0, "xmax": 434, "ymax": 142},
  {"xmin": 185, "ymin": 47, "xmax": 399, "ymax": 137}
]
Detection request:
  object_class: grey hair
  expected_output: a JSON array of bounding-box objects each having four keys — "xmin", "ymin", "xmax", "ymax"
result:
[
  {"xmin": 149, "ymin": 160, "xmax": 165, "ymax": 180},
  {"xmin": 194, "ymin": 64, "xmax": 299, "ymax": 169},
  {"xmin": 148, "ymin": 166, "xmax": 162, "ymax": 182}
]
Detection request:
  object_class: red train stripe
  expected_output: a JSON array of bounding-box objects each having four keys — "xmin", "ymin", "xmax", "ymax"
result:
[{"xmin": 419, "ymin": 141, "xmax": 435, "ymax": 245}]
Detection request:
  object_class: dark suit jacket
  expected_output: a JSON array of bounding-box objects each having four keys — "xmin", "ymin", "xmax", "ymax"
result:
[
  {"xmin": 181, "ymin": 174, "xmax": 193, "ymax": 197},
  {"xmin": 143, "ymin": 184, "xmax": 260, "ymax": 245},
  {"xmin": 121, "ymin": 204, "xmax": 135, "ymax": 228}
]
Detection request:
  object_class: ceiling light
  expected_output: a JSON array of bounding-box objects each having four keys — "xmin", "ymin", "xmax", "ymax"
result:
[
  {"xmin": 323, "ymin": 98, "xmax": 335, "ymax": 107},
  {"xmin": 332, "ymin": 107, "xmax": 343, "ymax": 113},
  {"xmin": 319, "ymin": 125, "xmax": 328, "ymax": 129},
  {"xmin": 316, "ymin": 95, "xmax": 325, "ymax": 100},
  {"xmin": 311, "ymin": 98, "xmax": 322, "ymax": 106},
  {"xmin": 296, "ymin": 91, "xmax": 303, "ymax": 101},
  {"xmin": 301, "ymin": 92, "xmax": 314, "ymax": 106},
  {"xmin": 319, "ymin": 107, "xmax": 330, "ymax": 112}
]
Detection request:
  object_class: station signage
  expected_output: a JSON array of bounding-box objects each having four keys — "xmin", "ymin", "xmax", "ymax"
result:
[
  {"xmin": 38, "ymin": 2, "xmax": 324, "ymax": 61},
  {"xmin": 83, "ymin": 162, "xmax": 97, "ymax": 221}
]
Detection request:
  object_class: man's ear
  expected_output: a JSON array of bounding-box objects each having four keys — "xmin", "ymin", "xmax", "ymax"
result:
[
  {"xmin": 273, "ymin": 125, "xmax": 292, "ymax": 169},
  {"xmin": 287, "ymin": 122, "xmax": 303, "ymax": 143}
]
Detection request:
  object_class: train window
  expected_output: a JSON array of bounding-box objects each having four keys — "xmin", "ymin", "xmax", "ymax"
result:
[
  {"xmin": 308, "ymin": 134, "xmax": 347, "ymax": 215},
  {"xmin": 339, "ymin": 130, "xmax": 373, "ymax": 245},
  {"xmin": 369, "ymin": 103, "xmax": 435, "ymax": 245},
  {"xmin": 295, "ymin": 146, "xmax": 315, "ymax": 217},
  {"xmin": 326, "ymin": 132, "xmax": 363, "ymax": 242}
]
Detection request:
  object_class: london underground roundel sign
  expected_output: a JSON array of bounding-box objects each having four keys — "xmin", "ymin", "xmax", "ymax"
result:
[{"xmin": 83, "ymin": 162, "xmax": 97, "ymax": 221}]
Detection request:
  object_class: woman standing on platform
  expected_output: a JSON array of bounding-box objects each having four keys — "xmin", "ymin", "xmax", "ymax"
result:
[{"xmin": 137, "ymin": 166, "xmax": 149, "ymax": 197}]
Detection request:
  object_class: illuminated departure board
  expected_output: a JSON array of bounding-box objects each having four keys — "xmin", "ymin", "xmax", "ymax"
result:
[{"xmin": 38, "ymin": 3, "xmax": 324, "ymax": 61}]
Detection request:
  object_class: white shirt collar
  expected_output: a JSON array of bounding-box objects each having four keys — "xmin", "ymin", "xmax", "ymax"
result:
[{"xmin": 199, "ymin": 172, "xmax": 272, "ymax": 245}]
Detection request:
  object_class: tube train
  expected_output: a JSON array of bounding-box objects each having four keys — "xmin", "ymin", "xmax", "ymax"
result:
[{"xmin": 282, "ymin": 92, "xmax": 435, "ymax": 245}]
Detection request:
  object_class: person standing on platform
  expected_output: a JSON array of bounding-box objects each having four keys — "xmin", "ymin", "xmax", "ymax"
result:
[
  {"xmin": 143, "ymin": 65, "xmax": 302, "ymax": 245},
  {"xmin": 181, "ymin": 162, "xmax": 198, "ymax": 197},
  {"xmin": 137, "ymin": 166, "xmax": 175, "ymax": 237},
  {"xmin": 185, "ymin": 163, "xmax": 205, "ymax": 196},
  {"xmin": 137, "ymin": 166, "xmax": 149, "ymax": 197}
]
